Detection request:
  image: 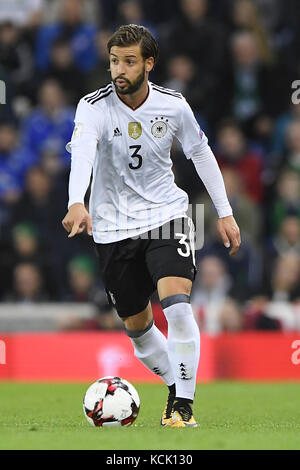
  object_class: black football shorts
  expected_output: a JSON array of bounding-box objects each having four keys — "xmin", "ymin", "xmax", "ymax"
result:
[{"xmin": 94, "ymin": 217, "xmax": 196, "ymax": 318}]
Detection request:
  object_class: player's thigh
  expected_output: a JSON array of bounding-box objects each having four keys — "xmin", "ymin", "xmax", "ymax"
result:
[
  {"xmin": 145, "ymin": 217, "xmax": 196, "ymax": 291},
  {"xmin": 95, "ymin": 241, "xmax": 154, "ymax": 318}
]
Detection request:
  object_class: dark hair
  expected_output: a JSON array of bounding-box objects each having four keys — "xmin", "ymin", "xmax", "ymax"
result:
[{"xmin": 107, "ymin": 24, "xmax": 159, "ymax": 65}]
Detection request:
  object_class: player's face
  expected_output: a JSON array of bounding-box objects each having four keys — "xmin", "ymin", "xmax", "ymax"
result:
[{"xmin": 110, "ymin": 45, "xmax": 153, "ymax": 95}]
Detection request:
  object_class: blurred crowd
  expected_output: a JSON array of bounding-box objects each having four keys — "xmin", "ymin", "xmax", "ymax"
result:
[{"xmin": 0, "ymin": 0, "xmax": 299, "ymax": 333}]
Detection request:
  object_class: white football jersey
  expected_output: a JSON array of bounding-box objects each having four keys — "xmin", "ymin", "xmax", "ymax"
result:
[{"xmin": 68, "ymin": 81, "xmax": 215, "ymax": 243}]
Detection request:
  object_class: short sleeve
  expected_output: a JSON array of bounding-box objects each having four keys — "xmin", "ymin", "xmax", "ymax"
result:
[
  {"xmin": 175, "ymin": 99, "xmax": 208, "ymax": 159},
  {"xmin": 66, "ymin": 98, "xmax": 103, "ymax": 154}
]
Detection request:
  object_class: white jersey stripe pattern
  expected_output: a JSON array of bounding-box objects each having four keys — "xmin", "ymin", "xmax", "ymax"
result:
[
  {"xmin": 84, "ymin": 83, "xmax": 113, "ymax": 104},
  {"xmin": 67, "ymin": 81, "xmax": 232, "ymax": 243},
  {"xmin": 90, "ymin": 87, "xmax": 113, "ymax": 105},
  {"xmin": 151, "ymin": 84, "xmax": 182, "ymax": 98}
]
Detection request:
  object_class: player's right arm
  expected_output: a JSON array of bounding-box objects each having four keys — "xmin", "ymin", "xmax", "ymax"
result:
[
  {"xmin": 62, "ymin": 202, "xmax": 92, "ymax": 238},
  {"xmin": 62, "ymin": 98, "xmax": 102, "ymax": 238}
]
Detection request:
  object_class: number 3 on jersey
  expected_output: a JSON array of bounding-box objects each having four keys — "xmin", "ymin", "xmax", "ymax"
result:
[{"xmin": 129, "ymin": 145, "xmax": 142, "ymax": 170}]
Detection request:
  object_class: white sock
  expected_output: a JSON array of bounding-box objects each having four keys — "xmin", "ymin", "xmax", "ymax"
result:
[
  {"xmin": 162, "ymin": 295, "xmax": 200, "ymax": 401},
  {"xmin": 126, "ymin": 319, "xmax": 175, "ymax": 387}
]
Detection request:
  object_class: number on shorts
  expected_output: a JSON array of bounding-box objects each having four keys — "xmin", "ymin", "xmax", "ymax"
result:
[{"xmin": 175, "ymin": 232, "xmax": 191, "ymax": 257}]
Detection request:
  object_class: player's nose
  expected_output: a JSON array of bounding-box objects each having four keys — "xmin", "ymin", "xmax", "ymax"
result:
[{"xmin": 116, "ymin": 62, "xmax": 126, "ymax": 75}]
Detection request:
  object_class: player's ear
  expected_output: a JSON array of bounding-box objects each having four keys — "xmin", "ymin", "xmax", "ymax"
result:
[{"xmin": 145, "ymin": 57, "xmax": 154, "ymax": 73}]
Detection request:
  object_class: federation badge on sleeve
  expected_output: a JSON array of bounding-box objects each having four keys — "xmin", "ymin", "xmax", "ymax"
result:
[
  {"xmin": 71, "ymin": 122, "xmax": 83, "ymax": 140},
  {"xmin": 128, "ymin": 122, "xmax": 142, "ymax": 139}
]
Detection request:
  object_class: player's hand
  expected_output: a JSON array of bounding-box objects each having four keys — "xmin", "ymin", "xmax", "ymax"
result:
[
  {"xmin": 62, "ymin": 203, "xmax": 92, "ymax": 238},
  {"xmin": 217, "ymin": 215, "xmax": 241, "ymax": 256}
]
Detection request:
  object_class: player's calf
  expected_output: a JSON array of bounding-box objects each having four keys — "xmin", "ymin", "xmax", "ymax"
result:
[
  {"xmin": 160, "ymin": 293, "xmax": 200, "ymax": 406},
  {"xmin": 125, "ymin": 317, "xmax": 175, "ymax": 391}
]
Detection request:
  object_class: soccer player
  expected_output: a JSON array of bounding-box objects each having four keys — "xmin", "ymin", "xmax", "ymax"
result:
[{"xmin": 62, "ymin": 24, "xmax": 240, "ymax": 427}]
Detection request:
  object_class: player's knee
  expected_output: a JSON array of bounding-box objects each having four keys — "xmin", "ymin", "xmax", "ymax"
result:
[
  {"xmin": 122, "ymin": 303, "xmax": 153, "ymax": 332},
  {"xmin": 158, "ymin": 277, "xmax": 192, "ymax": 301},
  {"xmin": 177, "ymin": 279, "xmax": 192, "ymax": 296}
]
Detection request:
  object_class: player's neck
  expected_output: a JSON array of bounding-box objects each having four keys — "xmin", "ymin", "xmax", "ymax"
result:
[{"xmin": 116, "ymin": 81, "xmax": 149, "ymax": 110}]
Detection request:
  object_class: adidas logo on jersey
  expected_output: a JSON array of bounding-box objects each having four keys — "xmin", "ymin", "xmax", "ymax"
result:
[{"xmin": 114, "ymin": 127, "xmax": 122, "ymax": 137}]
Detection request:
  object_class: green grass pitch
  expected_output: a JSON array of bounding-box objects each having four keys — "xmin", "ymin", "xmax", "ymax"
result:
[{"xmin": 0, "ymin": 382, "xmax": 299, "ymax": 450}]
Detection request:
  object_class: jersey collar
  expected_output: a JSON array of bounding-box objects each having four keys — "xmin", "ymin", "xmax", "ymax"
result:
[{"xmin": 113, "ymin": 81, "xmax": 152, "ymax": 112}]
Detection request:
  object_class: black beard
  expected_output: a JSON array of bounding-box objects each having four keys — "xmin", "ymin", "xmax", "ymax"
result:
[{"xmin": 114, "ymin": 67, "xmax": 146, "ymax": 95}]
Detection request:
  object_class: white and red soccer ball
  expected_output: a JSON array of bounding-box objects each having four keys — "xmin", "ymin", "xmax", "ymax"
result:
[{"xmin": 83, "ymin": 376, "xmax": 140, "ymax": 427}]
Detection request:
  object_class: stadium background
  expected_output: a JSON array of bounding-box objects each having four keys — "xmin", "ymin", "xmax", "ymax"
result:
[{"xmin": 0, "ymin": 0, "xmax": 299, "ymax": 382}]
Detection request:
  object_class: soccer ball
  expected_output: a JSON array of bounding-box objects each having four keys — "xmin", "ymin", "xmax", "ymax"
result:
[{"xmin": 83, "ymin": 376, "xmax": 140, "ymax": 427}]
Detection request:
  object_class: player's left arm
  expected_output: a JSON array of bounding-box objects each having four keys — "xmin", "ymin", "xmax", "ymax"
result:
[
  {"xmin": 191, "ymin": 144, "xmax": 241, "ymax": 256},
  {"xmin": 175, "ymin": 99, "xmax": 241, "ymax": 256}
]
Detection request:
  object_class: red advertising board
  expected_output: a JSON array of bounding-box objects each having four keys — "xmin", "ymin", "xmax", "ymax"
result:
[{"xmin": 0, "ymin": 332, "xmax": 299, "ymax": 382}]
